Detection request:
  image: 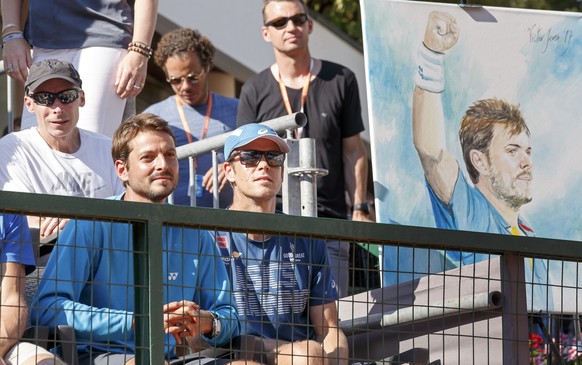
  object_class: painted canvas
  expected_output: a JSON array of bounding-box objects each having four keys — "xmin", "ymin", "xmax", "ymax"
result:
[{"xmin": 362, "ymin": 0, "xmax": 582, "ymax": 311}]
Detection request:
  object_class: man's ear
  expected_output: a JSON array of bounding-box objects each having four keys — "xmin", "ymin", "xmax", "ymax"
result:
[
  {"xmin": 224, "ymin": 162, "xmax": 236, "ymax": 184},
  {"xmin": 470, "ymin": 150, "xmax": 490, "ymax": 176},
  {"xmin": 115, "ymin": 160, "xmax": 129, "ymax": 185},
  {"xmin": 78, "ymin": 90, "xmax": 86, "ymax": 107},
  {"xmin": 261, "ymin": 26, "xmax": 271, "ymax": 43},
  {"xmin": 24, "ymin": 96, "xmax": 35, "ymax": 113}
]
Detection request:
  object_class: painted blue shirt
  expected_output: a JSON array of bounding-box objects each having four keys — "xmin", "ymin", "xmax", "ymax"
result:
[
  {"xmin": 213, "ymin": 231, "xmax": 338, "ymax": 342},
  {"xmin": 426, "ymin": 167, "xmax": 535, "ymax": 237},
  {"xmin": 145, "ymin": 93, "xmax": 238, "ymax": 208},
  {"xmin": 32, "ymin": 193, "xmax": 239, "ymax": 358},
  {"xmin": 1, "ymin": 214, "xmax": 35, "ymax": 274},
  {"xmin": 425, "ymin": 168, "xmax": 552, "ymax": 311}
]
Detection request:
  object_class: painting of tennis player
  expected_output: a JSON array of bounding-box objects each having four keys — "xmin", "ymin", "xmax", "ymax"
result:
[{"xmin": 362, "ymin": 0, "xmax": 582, "ymax": 310}]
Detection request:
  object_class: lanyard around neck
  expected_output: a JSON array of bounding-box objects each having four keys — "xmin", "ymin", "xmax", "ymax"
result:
[
  {"xmin": 278, "ymin": 58, "xmax": 313, "ymax": 115},
  {"xmin": 176, "ymin": 93, "xmax": 212, "ymax": 144},
  {"xmin": 175, "ymin": 93, "xmax": 213, "ymax": 169}
]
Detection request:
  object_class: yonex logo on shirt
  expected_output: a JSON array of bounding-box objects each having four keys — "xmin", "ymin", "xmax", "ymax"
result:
[{"xmin": 168, "ymin": 272, "xmax": 179, "ymax": 280}]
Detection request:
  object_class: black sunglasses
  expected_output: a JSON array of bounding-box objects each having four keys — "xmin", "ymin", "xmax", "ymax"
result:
[
  {"xmin": 229, "ymin": 150, "xmax": 286, "ymax": 167},
  {"xmin": 265, "ymin": 13, "xmax": 308, "ymax": 29},
  {"xmin": 167, "ymin": 69, "xmax": 206, "ymax": 86},
  {"xmin": 28, "ymin": 89, "xmax": 80, "ymax": 106}
]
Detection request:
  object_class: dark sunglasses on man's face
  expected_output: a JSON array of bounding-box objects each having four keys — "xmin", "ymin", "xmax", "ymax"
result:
[
  {"xmin": 230, "ymin": 150, "xmax": 286, "ymax": 167},
  {"xmin": 265, "ymin": 13, "xmax": 308, "ymax": 30},
  {"xmin": 166, "ymin": 70, "xmax": 205, "ymax": 86},
  {"xmin": 28, "ymin": 89, "xmax": 80, "ymax": 106}
]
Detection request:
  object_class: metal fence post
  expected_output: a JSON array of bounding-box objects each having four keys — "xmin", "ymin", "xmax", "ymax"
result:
[
  {"xmin": 501, "ymin": 253, "xmax": 529, "ymax": 363},
  {"xmin": 133, "ymin": 220, "xmax": 165, "ymax": 365}
]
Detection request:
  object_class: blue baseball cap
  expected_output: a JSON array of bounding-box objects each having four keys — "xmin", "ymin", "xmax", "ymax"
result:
[{"xmin": 224, "ymin": 124, "xmax": 290, "ymax": 160}]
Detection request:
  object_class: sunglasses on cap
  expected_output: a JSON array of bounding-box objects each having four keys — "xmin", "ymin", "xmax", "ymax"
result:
[
  {"xmin": 229, "ymin": 150, "xmax": 286, "ymax": 167},
  {"xmin": 166, "ymin": 69, "xmax": 206, "ymax": 86},
  {"xmin": 265, "ymin": 13, "xmax": 308, "ymax": 29},
  {"xmin": 28, "ymin": 89, "xmax": 80, "ymax": 106}
]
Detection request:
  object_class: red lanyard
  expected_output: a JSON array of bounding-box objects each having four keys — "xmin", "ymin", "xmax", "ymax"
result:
[
  {"xmin": 176, "ymin": 92, "xmax": 212, "ymax": 169},
  {"xmin": 278, "ymin": 59, "xmax": 313, "ymax": 138}
]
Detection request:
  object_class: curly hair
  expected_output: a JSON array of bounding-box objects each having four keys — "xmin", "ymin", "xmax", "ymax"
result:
[{"xmin": 153, "ymin": 28, "xmax": 216, "ymax": 71}]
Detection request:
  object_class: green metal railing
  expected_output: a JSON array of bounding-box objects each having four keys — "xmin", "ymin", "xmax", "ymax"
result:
[{"xmin": 2, "ymin": 190, "xmax": 582, "ymax": 364}]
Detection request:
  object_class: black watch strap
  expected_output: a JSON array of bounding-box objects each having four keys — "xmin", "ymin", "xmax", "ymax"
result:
[{"xmin": 352, "ymin": 202, "xmax": 370, "ymax": 214}]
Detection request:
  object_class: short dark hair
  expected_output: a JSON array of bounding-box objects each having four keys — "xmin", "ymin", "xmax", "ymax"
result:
[
  {"xmin": 459, "ymin": 98, "xmax": 530, "ymax": 184},
  {"xmin": 153, "ymin": 28, "xmax": 215, "ymax": 71},
  {"xmin": 262, "ymin": 0, "xmax": 308, "ymax": 23},
  {"xmin": 112, "ymin": 113, "xmax": 176, "ymax": 164}
]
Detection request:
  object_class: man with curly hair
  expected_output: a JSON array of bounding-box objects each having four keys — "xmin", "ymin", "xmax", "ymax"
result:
[{"xmin": 145, "ymin": 28, "xmax": 238, "ymax": 208}]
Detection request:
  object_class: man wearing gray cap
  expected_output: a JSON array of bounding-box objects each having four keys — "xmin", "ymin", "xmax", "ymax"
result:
[
  {"xmin": 0, "ymin": 59, "xmax": 123, "ymax": 237},
  {"xmin": 213, "ymin": 124, "xmax": 348, "ymax": 365}
]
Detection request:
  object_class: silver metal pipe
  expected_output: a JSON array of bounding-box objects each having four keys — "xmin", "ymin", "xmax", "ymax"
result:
[
  {"xmin": 189, "ymin": 157, "xmax": 196, "ymax": 207},
  {"xmin": 299, "ymin": 138, "xmax": 317, "ymax": 217},
  {"xmin": 340, "ymin": 291, "xmax": 503, "ymax": 335},
  {"xmin": 176, "ymin": 112, "xmax": 307, "ymax": 160},
  {"xmin": 285, "ymin": 138, "xmax": 328, "ymax": 217},
  {"xmin": 212, "ymin": 150, "xmax": 219, "ymax": 209},
  {"xmin": 380, "ymin": 290, "xmax": 503, "ymax": 327},
  {"xmin": 2, "ymin": 60, "xmax": 15, "ymax": 134},
  {"xmin": 283, "ymin": 139, "xmax": 301, "ymax": 216}
]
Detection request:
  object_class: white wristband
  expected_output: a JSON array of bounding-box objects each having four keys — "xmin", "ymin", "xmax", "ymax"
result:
[{"xmin": 414, "ymin": 43, "xmax": 445, "ymax": 93}]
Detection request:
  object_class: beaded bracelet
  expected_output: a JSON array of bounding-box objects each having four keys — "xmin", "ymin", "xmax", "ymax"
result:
[
  {"xmin": 128, "ymin": 41, "xmax": 153, "ymax": 53},
  {"xmin": 128, "ymin": 45, "xmax": 152, "ymax": 58}
]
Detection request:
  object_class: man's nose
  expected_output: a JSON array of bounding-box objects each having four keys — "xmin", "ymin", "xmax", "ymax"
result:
[
  {"xmin": 154, "ymin": 154, "xmax": 169, "ymax": 170},
  {"xmin": 521, "ymin": 152, "xmax": 532, "ymax": 168},
  {"xmin": 257, "ymin": 154, "xmax": 270, "ymax": 169}
]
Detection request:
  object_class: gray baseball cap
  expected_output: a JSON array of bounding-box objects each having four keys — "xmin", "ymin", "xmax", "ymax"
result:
[{"xmin": 25, "ymin": 59, "xmax": 82, "ymax": 93}]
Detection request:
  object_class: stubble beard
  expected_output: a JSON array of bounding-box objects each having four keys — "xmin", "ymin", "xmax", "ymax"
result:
[
  {"xmin": 489, "ymin": 167, "xmax": 532, "ymax": 210},
  {"xmin": 148, "ymin": 180, "xmax": 177, "ymax": 203}
]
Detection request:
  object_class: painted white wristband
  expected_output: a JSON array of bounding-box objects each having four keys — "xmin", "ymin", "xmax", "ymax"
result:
[{"xmin": 414, "ymin": 42, "xmax": 445, "ymax": 93}]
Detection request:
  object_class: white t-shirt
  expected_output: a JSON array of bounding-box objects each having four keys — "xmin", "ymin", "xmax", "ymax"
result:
[{"xmin": 0, "ymin": 128, "xmax": 123, "ymax": 198}]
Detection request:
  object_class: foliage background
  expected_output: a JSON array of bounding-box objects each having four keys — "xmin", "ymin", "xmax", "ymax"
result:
[{"xmin": 306, "ymin": 0, "xmax": 582, "ymax": 43}]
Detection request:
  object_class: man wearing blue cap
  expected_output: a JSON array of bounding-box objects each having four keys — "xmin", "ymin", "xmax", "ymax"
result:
[{"xmin": 213, "ymin": 124, "xmax": 348, "ymax": 365}]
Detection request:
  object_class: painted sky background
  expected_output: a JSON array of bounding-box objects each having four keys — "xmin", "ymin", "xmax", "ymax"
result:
[{"xmin": 362, "ymin": 0, "xmax": 582, "ymax": 241}]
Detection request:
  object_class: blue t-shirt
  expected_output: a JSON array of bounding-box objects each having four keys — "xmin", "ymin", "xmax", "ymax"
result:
[
  {"xmin": 1, "ymin": 214, "xmax": 35, "ymax": 274},
  {"xmin": 145, "ymin": 93, "xmax": 238, "ymax": 208},
  {"xmin": 32, "ymin": 193, "xmax": 239, "ymax": 358},
  {"xmin": 26, "ymin": 0, "xmax": 133, "ymax": 49},
  {"xmin": 426, "ymin": 168, "xmax": 534, "ymax": 265},
  {"xmin": 213, "ymin": 231, "xmax": 338, "ymax": 342},
  {"xmin": 427, "ymin": 168, "xmax": 535, "ymax": 237}
]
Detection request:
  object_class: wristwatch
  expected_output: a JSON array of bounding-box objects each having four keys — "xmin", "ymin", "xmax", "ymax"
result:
[
  {"xmin": 209, "ymin": 311, "xmax": 221, "ymax": 339},
  {"xmin": 352, "ymin": 202, "xmax": 370, "ymax": 215}
]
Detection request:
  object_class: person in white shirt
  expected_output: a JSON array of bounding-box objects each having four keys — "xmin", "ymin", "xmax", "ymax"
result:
[{"xmin": 0, "ymin": 59, "xmax": 124, "ymax": 238}]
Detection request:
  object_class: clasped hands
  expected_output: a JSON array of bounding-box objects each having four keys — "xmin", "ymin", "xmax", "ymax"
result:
[{"xmin": 163, "ymin": 300, "xmax": 211, "ymax": 345}]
